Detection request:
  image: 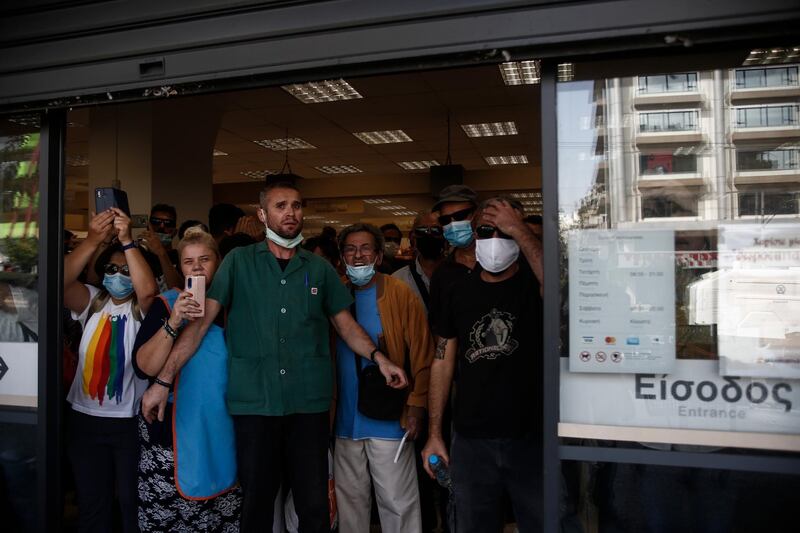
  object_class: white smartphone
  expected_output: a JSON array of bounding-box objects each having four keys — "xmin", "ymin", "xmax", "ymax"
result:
[{"xmin": 186, "ymin": 275, "xmax": 206, "ymax": 317}]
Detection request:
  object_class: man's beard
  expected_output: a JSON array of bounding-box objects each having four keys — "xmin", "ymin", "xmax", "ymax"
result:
[{"xmin": 272, "ymin": 221, "xmax": 303, "ymax": 239}]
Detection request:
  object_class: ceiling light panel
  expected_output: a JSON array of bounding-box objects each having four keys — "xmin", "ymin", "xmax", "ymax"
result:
[
  {"xmin": 315, "ymin": 165, "xmax": 363, "ymax": 174},
  {"xmin": 743, "ymin": 47, "xmax": 800, "ymax": 65},
  {"xmin": 353, "ymin": 130, "xmax": 413, "ymax": 144},
  {"xmin": 377, "ymin": 205, "xmax": 406, "ymax": 211},
  {"xmin": 499, "ymin": 60, "xmax": 541, "ymax": 85},
  {"xmin": 393, "ymin": 211, "xmax": 418, "ymax": 216},
  {"xmin": 461, "ymin": 121, "xmax": 518, "ymax": 137},
  {"xmin": 253, "ymin": 138, "xmax": 316, "ymax": 151},
  {"xmin": 363, "ymin": 198, "xmax": 392, "ymax": 204},
  {"xmin": 282, "ymin": 79, "xmax": 363, "ymax": 103},
  {"xmin": 66, "ymin": 155, "xmax": 89, "ymax": 167},
  {"xmin": 241, "ymin": 170, "xmax": 276, "ymax": 180},
  {"xmin": 485, "ymin": 155, "xmax": 529, "ymax": 165},
  {"xmin": 397, "ymin": 160, "xmax": 439, "ymax": 170},
  {"xmin": 213, "ymin": 149, "xmax": 228, "ymax": 156},
  {"xmin": 558, "ymin": 63, "xmax": 575, "ymax": 82}
]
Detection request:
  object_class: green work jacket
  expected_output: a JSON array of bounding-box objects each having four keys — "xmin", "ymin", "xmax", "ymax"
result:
[{"xmin": 208, "ymin": 242, "xmax": 352, "ymax": 415}]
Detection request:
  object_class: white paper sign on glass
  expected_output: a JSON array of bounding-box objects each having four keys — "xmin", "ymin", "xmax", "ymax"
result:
[
  {"xmin": 0, "ymin": 342, "xmax": 38, "ymax": 408},
  {"xmin": 569, "ymin": 229, "xmax": 676, "ymax": 373},
  {"xmin": 717, "ymin": 224, "xmax": 800, "ymax": 379}
]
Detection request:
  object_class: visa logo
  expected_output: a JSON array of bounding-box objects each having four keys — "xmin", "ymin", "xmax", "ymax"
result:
[
  {"xmin": 581, "ymin": 336, "xmax": 594, "ymax": 344},
  {"xmin": 626, "ymin": 336, "xmax": 640, "ymax": 346}
]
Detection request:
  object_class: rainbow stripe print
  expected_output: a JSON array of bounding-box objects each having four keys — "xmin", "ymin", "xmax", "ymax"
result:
[{"xmin": 81, "ymin": 313, "xmax": 127, "ymax": 405}]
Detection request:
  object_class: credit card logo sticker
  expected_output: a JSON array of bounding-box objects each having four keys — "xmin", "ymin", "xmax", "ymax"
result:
[
  {"xmin": 581, "ymin": 336, "xmax": 594, "ymax": 344},
  {"xmin": 604, "ymin": 336, "xmax": 616, "ymax": 344},
  {"xmin": 626, "ymin": 336, "xmax": 640, "ymax": 345}
]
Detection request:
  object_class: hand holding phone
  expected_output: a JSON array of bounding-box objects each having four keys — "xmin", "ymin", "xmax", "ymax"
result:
[{"xmin": 185, "ymin": 275, "xmax": 206, "ymax": 317}]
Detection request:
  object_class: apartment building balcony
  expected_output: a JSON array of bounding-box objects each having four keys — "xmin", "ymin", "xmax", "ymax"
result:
[
  {"xmin": 731, "ymin": 65, "xmax": 800, "ymax": 100},
  {"xmin": 634, "ymin": 73, "xmax": 703, "ymax": 106},
  {"xmin": 735, "ymin": 148, "xmax": 800, "ymax": 185},
  {"xmin": 637, "ymin": 111, "xmax": 703, "ymax": 144},
  {"xmin": 731, "ymin": 104, "xmax": 800, "ymax": 141}
]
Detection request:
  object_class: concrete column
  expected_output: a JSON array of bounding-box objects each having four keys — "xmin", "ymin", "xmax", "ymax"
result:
[
  {"xmin": 150, "ymin": 96, "xmax": 221, "ymax": 225},
  {"xmin": 88, "ymin": 102, "xmax": 153, "ymax": 217},
  {"xmin": 88, "ymin": 97, "xmax": 220, "ymax": 228}
]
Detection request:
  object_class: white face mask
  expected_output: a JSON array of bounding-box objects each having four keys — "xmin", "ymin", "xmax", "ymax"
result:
[
  {"xmin": 266, "ymin": 227, "xmax": 304, "ymax": 249},
  {"xmin": 475, "ymin": 237, "xmax": 520, "ymax": 273}
]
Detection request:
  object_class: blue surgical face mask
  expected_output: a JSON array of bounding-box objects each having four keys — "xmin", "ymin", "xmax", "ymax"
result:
[
  {"xmin": 266, "ymin": 227, "xmax": 304, "ymax": 249},
  {"xmin": 443, "ymin": 220, "xmax": 474, "ymax": 248},
  {"xmin": 103, "ymin": 273, "xmax": 134, "ymax": 299},
  {"xmin": 346, "ymin": 263, "xmax": 376, "ymax": 287}
]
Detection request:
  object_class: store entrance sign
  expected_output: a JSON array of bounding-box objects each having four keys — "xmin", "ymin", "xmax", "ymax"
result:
[{"xmin": 569, "ymin": 229, "xmax": 676, "ymax": 373}]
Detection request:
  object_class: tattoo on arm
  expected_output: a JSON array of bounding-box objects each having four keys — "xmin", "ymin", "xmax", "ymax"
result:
[{"xmin": 434, "ymin": 338, "xmax": 447, "ymax": 360}]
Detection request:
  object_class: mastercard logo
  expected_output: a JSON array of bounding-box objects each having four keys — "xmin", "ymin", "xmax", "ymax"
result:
[{"xmin": 604, "ymin": 336, "xmax": 616, "ymax": 344}]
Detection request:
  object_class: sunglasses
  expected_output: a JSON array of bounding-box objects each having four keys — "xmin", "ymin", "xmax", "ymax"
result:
[
  {"xmin": 437, "ymin": 207, "xmax": 475, "ymax": 227},
  {"xmin": 104, "ymin": 263, "xmax": 130, "ymax": 276},
  {"xmin": 476, "ymin": 224, "xmax": 513, "ymax": 240},
  {"xmin": 149, "ymin": 216, "xmax": 176, "ymax": 228},
  {"xmin": 413, "ymin": 226, "xmax": 443, "ymax": 238}
]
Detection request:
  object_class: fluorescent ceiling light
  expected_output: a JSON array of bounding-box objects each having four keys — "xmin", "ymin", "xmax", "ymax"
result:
[
  {"xmin": 7, "ymin": 114, "xmax": 40, "ymax": 128},
  {"xmin": 353, "ymin": 130, "xmax": 412, "ymax": 144},
  {"xmin": 282, "ymin": 79, "xmax": 363, "ymax": 103},
  {"xmin": 213, "ymin": 149, "xmax": 228, "ymax": 156},
  {"xmin": 393, "ymin": 211, "xmax": 417, "ymax": 216},
  {"xmin": 66, "ymin": 154, "xmax": 89, "ymax": 167},
  {"xmin": 397, "ymin": 160, "xmax": 439, "ymax": 170},
  {"xmin": 499, "ymin": 60, "xmax": 541, "ymax": 85},
  {"xmin": 558, "ymin": 63, "xmax": 575, "ymax": 82},
  {"xmin": 510, "ymin": 192, "xmax": 542, "ymax": 198},
  {"xmin": 253, "ymin": 138, "xmax": 316, "ymax": 151},
  {"xmin": 363, "ymin": 198, "xmax": 392, "ymax": 204},
  {"xmin": 485, "ymin": 155, "xmax": 529, "ymax": 165},
  {"xmin": 241, "ymin": 170, "xmax": 277, "ymax": 180},
  {"xmin": 743, "ymin": 47, "xmax": 800, "ymax": 65},
  {"xmin": 377, "ymin": 205, "xmax": 406, "ymax": 210},
  {"xmin": 461, "ymin": 121, "xmax": 518, "ymax": 137},
  {"xmin": 315, "ymin": 165, "xmax": 363, "ymax": 174}
]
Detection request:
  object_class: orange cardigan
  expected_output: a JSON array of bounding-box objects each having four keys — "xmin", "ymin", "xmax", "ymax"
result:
[{"xmin": 338, "ymin": 273, "xmax": 434, "ymax": 428}]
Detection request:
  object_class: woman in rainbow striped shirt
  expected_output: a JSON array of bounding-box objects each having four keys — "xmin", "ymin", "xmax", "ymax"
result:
[{"xmin": 63, "ymin": 207, "xmax": 157, "ymax": 533}]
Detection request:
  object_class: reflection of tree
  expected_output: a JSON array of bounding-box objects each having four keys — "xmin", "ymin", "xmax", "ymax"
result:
[
  {"xmin": 1, "ymin": 237, "xmax": 39, "ymax": 273},
  {"xmin": 0, "ymin": 133, "xmax": 40, "ymax": 240}
]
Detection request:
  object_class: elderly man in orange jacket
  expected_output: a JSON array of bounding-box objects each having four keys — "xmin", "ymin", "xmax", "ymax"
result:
[{"xmin": 332, "ymin": 222, "xmax": 433, "ymax": 533}]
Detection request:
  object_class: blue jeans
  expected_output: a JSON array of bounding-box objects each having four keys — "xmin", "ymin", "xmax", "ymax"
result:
[{"xmin": 450, "ymin": 432, "xmax": 543, "ymax": 533}]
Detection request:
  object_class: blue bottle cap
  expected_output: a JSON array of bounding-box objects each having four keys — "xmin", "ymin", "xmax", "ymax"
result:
[{"xmin": 429, "ymin": 454, "xmax": 439, "ymax": 465}]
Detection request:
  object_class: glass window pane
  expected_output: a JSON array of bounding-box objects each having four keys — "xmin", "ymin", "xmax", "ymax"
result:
[
  {"xmin": 558, "ymin": 64, "xmax": 800, "ymax": 453},
  {"xmin": 0, "ymin": 113, "xmax": 41, "ymax": 532}
]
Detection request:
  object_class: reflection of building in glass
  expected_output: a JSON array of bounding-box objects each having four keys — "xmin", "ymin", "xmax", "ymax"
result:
[{"xmin": 592, "ymin": 62, "xmax": 800, "ymax": 228}]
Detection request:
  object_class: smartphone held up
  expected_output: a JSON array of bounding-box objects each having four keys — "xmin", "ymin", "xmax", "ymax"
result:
[{"xmin": 186, "ymin": 275, "xmax": 206, "ymax": 317}]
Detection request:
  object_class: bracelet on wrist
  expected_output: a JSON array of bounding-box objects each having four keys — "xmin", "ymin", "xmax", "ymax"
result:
[
  {"xmin": 153, "ymin": 377, "xmax": 173, "ymax": 391},
  {"xmin": 162, "ymin": 318, "xmax": 179, "ymax": 339},
  {"xmin": 369, "ymin": 348, "xmax": 380, "ymax": 363}
]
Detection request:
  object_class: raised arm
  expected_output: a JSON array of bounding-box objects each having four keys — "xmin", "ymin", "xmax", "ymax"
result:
[
  {"xmin": 482, "ymin": 199, "xmax": 544, "ymax": 290},
  {"xmin": 135, "ymin": 290, "xmax": 201, "ymax": 377},
  {"xmin": 329, "ymin": 308, "xmax": 408, "ymax": 389},
  {"xmin": 421, "ymin": 337, "xmax": 457, "ymax": 477},
  {"xmin": 139, "ymin": 229, "xmax": 182, "ymax": 288},
  {"xmin": 63, "ymin": 210, "xmax": 114, "ymax": 314},
  {"xmin": 112, "ymin": 208, "xmax": 157, "ymax": 314},
  {"xmin": 140, "ymin": 298, "xmax": 221, "ymax": 423}
]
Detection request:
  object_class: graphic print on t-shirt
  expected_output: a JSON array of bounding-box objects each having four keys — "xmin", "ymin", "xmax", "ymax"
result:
[
  {"xmin": 465, "ymin": 307, "xmax": 519, "ymax": 363},
  {"xmin": 82, "ymin": 313, "xmax": 127, "ymax": 405}
]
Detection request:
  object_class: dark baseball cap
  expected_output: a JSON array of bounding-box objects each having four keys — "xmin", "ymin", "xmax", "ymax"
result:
[{"xmin": 432, "ymin": 184, "xmax": 478, "ymax": 212}]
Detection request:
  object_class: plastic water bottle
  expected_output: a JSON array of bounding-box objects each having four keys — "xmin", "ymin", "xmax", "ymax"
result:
[{"xmin": 428, "ymin": 454, "xmax": 453, "ymax": 491}]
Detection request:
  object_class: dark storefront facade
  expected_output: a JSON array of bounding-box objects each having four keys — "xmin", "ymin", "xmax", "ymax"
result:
[{"xmin": 0, "ymin": 1, "xmax": 799, "ymax": 531}]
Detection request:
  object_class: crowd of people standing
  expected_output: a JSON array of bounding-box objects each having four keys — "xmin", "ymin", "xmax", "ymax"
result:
[{"xmin": 62, "ymin": 181, "xmax": 544, "ymax": 533}]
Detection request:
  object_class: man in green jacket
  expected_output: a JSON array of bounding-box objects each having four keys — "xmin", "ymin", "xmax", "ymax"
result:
[{"xmin": 141, "ymin": 181, "xmax": 408, "ymax": 533}]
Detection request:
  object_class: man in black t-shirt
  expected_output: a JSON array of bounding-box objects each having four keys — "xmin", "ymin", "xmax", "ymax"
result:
[{"xmin": 422, "ymin": 197, "xmax": 544, "ymax": 533}]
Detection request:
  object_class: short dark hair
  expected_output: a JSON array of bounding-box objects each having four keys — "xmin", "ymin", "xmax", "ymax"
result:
[
  {"xmin": 380, "ymin": 223, "xmax": 401, "ymax": 235},
  {"xmin": 208, "ymin": 203, "xmax": 245, "ymax": 237},
  {"xmin": 338, "ymin": 223, "xmax": 384, "ymax": 254},
  {"xmin": 320, "ymin": 226, "xmax": 337, "ymax": 242},
  {"xmin": 218, "ymin": 232, "xmax": 257, "ymax": 258},
  {"xmin": 150, "ymin": 203, "xmax": 177, "ymax": 220},
  {"xmin": 524, "ymin": 214, "xmax": 542, "ymax": 225},
  {"xmin": 178, "ymin": 219, "xmax": 210, "ymax": 240},
  {"xmin": 259, "ymin": 181, "xmax": 301, "ymax": 207}
]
